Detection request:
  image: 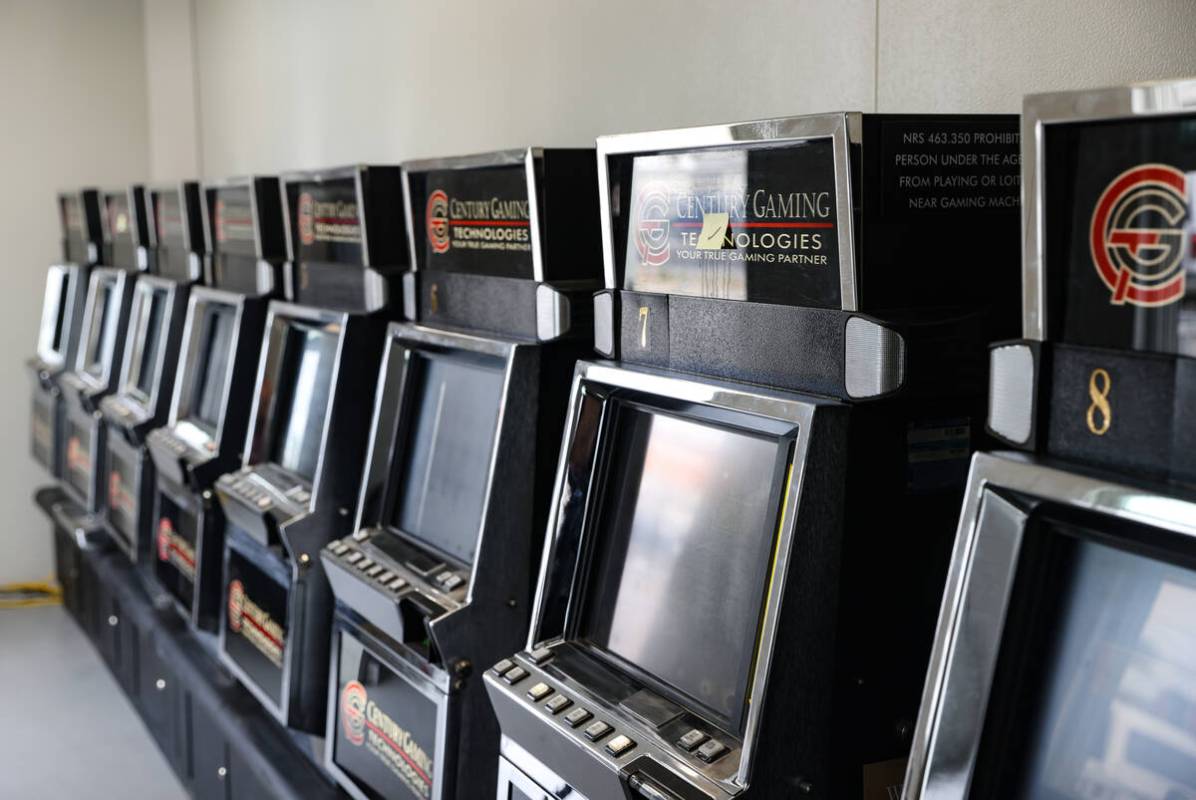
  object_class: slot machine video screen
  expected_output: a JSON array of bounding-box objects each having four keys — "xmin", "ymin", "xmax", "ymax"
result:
[
  {"xmin": 578, "ymin": 402, "xmax": 786, "ymax": 731},
  {"xmin": 390, "ymin": 350, "xmax": 505, "ymax": 566},
  {"xmin": 265, "ymin": 319, "xmax": 339, "ymax": 481},
  {"xmin": 82, "ymin": 278, "xmax": 118, "ymax": 378},
  {"xmin": 974, "ymin": 513, "xmax": 1196, "ymax": 799},
  {"xmin": 123, "ymin": 286, "xmax": 168, "ymax": 402},
  {"xmin": 186, "ymin": 303, "xmax": 236, "ymax": 433}
]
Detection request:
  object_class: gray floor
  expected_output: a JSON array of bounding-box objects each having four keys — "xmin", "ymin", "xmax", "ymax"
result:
[{"xmin": 0, "ymin": 605, "xmax": 186, "ymax": 798}]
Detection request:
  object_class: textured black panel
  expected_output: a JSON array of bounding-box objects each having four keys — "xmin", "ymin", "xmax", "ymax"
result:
[
  {"xmin": 419, "ymin": 269, "xmax": 541, "ymax": 340},
  {"xmin": 1046, "ymin": 344, "xmax": 1178, "ymax": 481},
  {"xmin": 670, "ymin": 296, "xmax": 846, "ymax": 396}
]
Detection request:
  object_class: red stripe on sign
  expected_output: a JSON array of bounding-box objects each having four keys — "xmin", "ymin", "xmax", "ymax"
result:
[
  {"xmin": 170, "ymin": 542, "xmax": 195, "ymax": 569},
  {"xmin": 241, "ymin": 610, "xmax": 283, "ymax": 649},
  {"xmin": 364, "ymin": 720, "xmax": 432, "ymax": 785},
  {"xmin": 672, "ymin": 221, "xmax": 834, "ymax": 229},
  {"xmin": 450, "ymin": 219, "xmax": 530, "ymax": 227}
]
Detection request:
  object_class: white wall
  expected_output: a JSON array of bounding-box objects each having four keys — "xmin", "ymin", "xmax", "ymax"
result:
[
  {"xmin": 2, "ymin": 0, "xmax": 150, "ymax": 584},
  {"xmin": 9, "ymin": 1, "xmax": 1196, "ymax": 582},
  {"xmin": 165, "ymin": 0, "xmax": 1196, "ymax": 179}
]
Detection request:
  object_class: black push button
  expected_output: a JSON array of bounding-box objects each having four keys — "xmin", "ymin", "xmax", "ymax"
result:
[
  {"xmin": 544, "ymin": 695, "xmax": 572, "ymax": 714},
  {"xmin": 695, "ymin": 739, "xmax": 728, "ymax": 763},
  {"xmin": 677, "ymin": 729, "xmax": 708, "ymax": 752},
  {"xmin": 563, "ymin": 707, "xmax": 592, "ymax": 728},
  {"xmin": 584, "ymin": 720, "xmax": 612, "ymax": 741},
  {"xmin": 605, "ymin": 735, "xmax": 635, "ymax": 757},
  {"xmin": 527, "ymin": 646, "xmax": 553, "ymax": 665},
  {"xmin": 502, "ymin": 667, "xmax": 528, "ymax": 685},
  {"xmin": 492, "ymin": 659, "xmax": 515, "ymax": 676}
]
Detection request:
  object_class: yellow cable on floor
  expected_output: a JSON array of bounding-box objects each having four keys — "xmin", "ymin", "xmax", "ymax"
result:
[{"xmin": 0, "ymin": 576, "xmax": 62, "ymax": 608}]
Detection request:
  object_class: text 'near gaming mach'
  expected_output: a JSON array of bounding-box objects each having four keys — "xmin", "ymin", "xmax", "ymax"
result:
[
  {"xmin": 30, "ymin": 188, "xmax": 102, "ymax": 480},
  {"xmin": 214, "ymin": 165, "xmax": 408, "ymax": 734},
  {"xmin": 147, "ymin": 175, "xmax": 284, "ymax": 632},
  {"xmin": 321, "ymin": 149, "xmax": 603, "ymax": 800},
  {"xmin": 485, "ymin": 113, "xmax": 1024, "ymax": 800},
  {"xmin": 905, "ymin": 78, "xmax": 1196, "ymax": 800}
]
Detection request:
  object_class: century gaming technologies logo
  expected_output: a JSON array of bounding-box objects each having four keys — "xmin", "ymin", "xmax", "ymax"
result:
[
  {"xmin": 1089, "ymin": 163, "xmax": 1189, "ymax": 307},
  {"xmin": 227, "ymin": 579, "xmax": 245, "ymax": 633},
  {"xmin": 426, "ymin": 190, "xmax": 451, "ymax": 254},
  {"xmin": 634, "ymin": 189, "xmax": 672, "ymax": 267},
  {"xmin": 341, "ymin": 681, "xmax": 368, "ymax": 746},
  {"xmin": 297, "ymin": 191, "xmax": 316, "ymax": 246}
]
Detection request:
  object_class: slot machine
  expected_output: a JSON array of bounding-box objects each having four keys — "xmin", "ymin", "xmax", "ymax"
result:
[
  {"xmin": 214, "ymin": 165, "xmax": 408, "ymax": 733},
  {"xmin": 320, "ymin": 148, "xmax": 602, "ymax": 799},
  {"xmin": 30, "ymin": 188, "xmax": 102, "ymax": 477},
  {"xmin": 51, "ymin": 186, "xmax": 150, "ymax": 539},
  {"xmin": 100, "ymin": 182, "xmax": 206, "ymax": 563},
  {"xmin": 147, "ymin": 176, "xmax": 284, "ymax": 632},
  {"xmin": 485, "ymin": 112, "xmax": 1023, "ymax": 799},
  {"xmin": 904, "ymin": 77, "xmax": 1196, "ymax": 800}
]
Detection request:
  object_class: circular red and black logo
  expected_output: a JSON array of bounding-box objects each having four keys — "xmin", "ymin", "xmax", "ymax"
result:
[
  {"xmin": 1089, "ymin": 163, "xmax": 1188, "ymax": 307},
  {"xmin": 227, "ymin": 579, "xmax": 245, "ymax": 632},
  {"xmin": 341, "ymin": 680, "xmax": 368, "ymax": 746},
  {"xmin": 634, "ymin": 189, "xmax": 671, "ymax": 267},
  {"xmin": 297, "ymin": 192, "xmax": 315, "ymax": 246},
  {"xmin": 426, "ymin": 190, "xmax": 450, "ymax": 254},
  {"xmin": 157, "ymin": 518, "xmax": 173, "ymax": 562}
]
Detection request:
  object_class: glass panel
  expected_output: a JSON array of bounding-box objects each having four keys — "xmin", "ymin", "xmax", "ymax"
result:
[
  {"xmin": 188, "ymin": 304, "xmax": 236, "ymax": 431},
  {"xmin": 579, "ymin": 404, "xmax": 782, "ymax": 730},
  {"xmin": 392, "ymin": 350, "xmax": 505, "ymax": 566},
  {"xmin": 266, "ymin": 321, "xmax": 339, "ymax": 481}
]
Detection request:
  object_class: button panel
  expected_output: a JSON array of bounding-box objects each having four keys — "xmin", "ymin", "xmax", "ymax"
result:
[
  {"xmin": 563, "ymin": 707, "xmax": 592, "ymax": 728},
  {"xmin": 544, "ymin": 695, "xmax": 572, "ymax": 714},
  {"xmin": 605, "ymin": 735, "xmax": 635, "ymax": 757},
  {"xmin": 502, "ymin": 667, "xmax": 528, "ymax": 685},
  {"xmin": 695, "ymin": 739, "xmax": 728, "ymax": 763},
  {"xmin": 584, "ymin": 720, "xmax": 612, "ymax": 742}
]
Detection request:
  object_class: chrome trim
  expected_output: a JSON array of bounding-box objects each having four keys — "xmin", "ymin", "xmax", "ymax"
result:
[
  {"xmin": 595, "ymin": 113, "xmax": 860, "ymax": 310},
  {"xmin": 402, "ymin": 148, "xmax": 529, "ymax": 174},
  {"xmin": 527, "ymin": 360, "xmax": 823, "ymax": 790},
  {"xmin": 401, "ymin": 168, "xmax": 418, "ymax": 272},
  {"xmin": 524, "ymin": 149, "xmax": 545, "ymax": 283},
  {"xmin": 843, "ymin": 316, "xmax": 905, "ymax": 398},
  {"xmin": 1021, "ymin": 78, "xmax": 1196, "ymax": 340},
  {"xmin": 904, "ymin": 451, "xmax": 1196, "ymax": 798}
]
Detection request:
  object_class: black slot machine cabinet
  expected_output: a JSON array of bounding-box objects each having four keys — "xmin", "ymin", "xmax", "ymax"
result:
[
  {"xmin": 100, "ymin": 182, "xmax": 206, "ymax": 563},
  {"xmin": 51, "ymin": 186, "xmax": 151, "ymax": 540},
  {"xmin": 215, "ymin": 165, "xmax": 407, "ymax": 734},
  {"xmin": 320, "ymin": 148, "xmax": 602, "ymax": 800},
  {"xmin": 147, "ymin": 175, "xmax": 284, "ymax": 634},
  {"xmin": 30, "ymin": 188, "xmax": 102, "ymax": 477},
  {"xmin": 484, "ymin": 113, "xmax": 1025, "ymax": 800},
  {"xmin": 903, "ymin": 78, "xmax": 1196, "ymax": 800}
]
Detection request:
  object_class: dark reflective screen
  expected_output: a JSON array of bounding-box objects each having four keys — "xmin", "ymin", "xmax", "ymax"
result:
[
  {"xmin": 393, "ymin": 350, "xmax": 505, "ymax": 566},
  {"xmin": 189, "ymin": 304, "xmax": 236, "ymax": 430},
  {"xmin": 580, "ymin": 404, "xmax": 781, "ymax": 730},
  {"xmin": 267, "ymin": 321, "xmax": 339, "ymax": 481}
]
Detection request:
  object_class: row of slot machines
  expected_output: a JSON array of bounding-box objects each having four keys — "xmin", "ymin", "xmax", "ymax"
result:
[{"xmin": 25, "ymin": 76, "xmax": 1196, "ymax": 799}]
